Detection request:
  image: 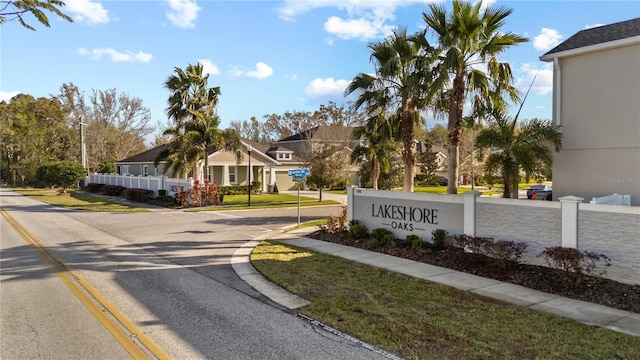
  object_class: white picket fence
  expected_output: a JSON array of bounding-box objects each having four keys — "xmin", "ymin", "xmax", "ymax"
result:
[
  {"xmin": 86, "ymin": 174, "xmax": 193, "ymax": 197},
  {"xmin": 590, "ymin": 193, "xmax": 632, "ymax": 206}
]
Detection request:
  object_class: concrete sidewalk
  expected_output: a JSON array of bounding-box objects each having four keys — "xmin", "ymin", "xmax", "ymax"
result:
[{"xmin": 233, "ymin": 227, "xmax": 640, "ymax": 337}]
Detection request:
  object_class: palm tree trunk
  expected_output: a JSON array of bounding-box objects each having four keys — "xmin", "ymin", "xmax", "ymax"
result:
[
  {"xmin": 401, "ymin": 110, "xmax": 415, "ymax": 192},
  {"xmin": 447, "ymin": 72, "xmax": 466, "ymax": 195},
  {"xmin": 372, "ymin": 158, "xmax": 380, "ymax": 190}
]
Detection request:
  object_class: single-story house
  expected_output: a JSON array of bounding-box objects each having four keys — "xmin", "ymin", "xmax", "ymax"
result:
[
  {"xmin": 115, "ymin": 139, "xmax": 308, "ymax": 191},
  {"xmin": 540, "ymin": 17, "xmax": 640, "ymax": 205}
]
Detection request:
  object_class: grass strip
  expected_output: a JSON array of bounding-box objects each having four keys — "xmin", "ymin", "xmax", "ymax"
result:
[
  {"xmin": 251, "ymin": 241, "xmax": 640, "ymax": 360},
  {"xmin": 11, "ymin": 188, "xmax": 148, "ymax": 212}
]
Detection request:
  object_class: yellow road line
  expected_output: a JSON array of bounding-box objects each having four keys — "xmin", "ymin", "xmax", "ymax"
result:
[{"xmin": 1, "ymin": 209, "xmax": 171, "ymax": 360}]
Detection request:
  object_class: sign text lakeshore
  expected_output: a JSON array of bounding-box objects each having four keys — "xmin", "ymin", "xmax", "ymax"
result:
[{"xmin": 371, "ymin": 203, "xmax": 438, "ymax": 231}]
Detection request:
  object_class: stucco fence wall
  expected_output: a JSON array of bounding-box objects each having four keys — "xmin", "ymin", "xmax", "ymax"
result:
[
  {"xmin": 347, "ymin": 188, "xmax": 639, "ymax": 285},
  {"xmin": 578, "ymin": 205, "xmax": 640, "ymax": 285}
]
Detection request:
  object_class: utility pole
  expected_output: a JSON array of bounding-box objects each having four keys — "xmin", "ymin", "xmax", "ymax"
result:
[{"xmin": 79, "ymin": 119, "xmax": 87, "ymax": 174}]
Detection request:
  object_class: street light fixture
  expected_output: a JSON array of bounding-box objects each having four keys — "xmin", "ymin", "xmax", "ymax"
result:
[{"xmin": 247, "ymin": 146, "xmax": 252, "ymax": 207}]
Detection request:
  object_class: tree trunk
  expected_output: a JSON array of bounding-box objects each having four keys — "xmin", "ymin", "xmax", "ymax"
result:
[
  {"xmin": 401, "ymin": 109, "xmax": 415, "ymax": 192},
  {"xmin": 372, "ymin": 158, "xmax": 380, "ymax": 190},
  {"xmin": 447, "ymin": 72, "xmax": 466, "ymax": 195},
  {"xmin": 447, "ymin": 143, "xmax": 459, "ymax": 194},
  {"xmin": 319, "ymin": 187, "xmax": 323, "ymax": 202}
]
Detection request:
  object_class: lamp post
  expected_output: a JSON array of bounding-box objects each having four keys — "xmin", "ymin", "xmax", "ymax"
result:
[{"xmin": 247, "ymin": 146, "xmax": 252, "ymax": 207}]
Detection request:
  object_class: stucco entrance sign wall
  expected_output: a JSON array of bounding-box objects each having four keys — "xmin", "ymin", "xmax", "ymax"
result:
[{"xmin": 348, "ymin": 188, "xmax": 464, "ymax": 240}]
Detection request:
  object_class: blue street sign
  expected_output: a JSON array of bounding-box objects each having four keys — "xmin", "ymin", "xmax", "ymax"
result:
[
  {"xmin": 292, "ymin": 176, "xmax": 305, "ymax": 183},
  {"xmin": 288, "ymin": 168, "xmax": 310, "ymax": 176}
]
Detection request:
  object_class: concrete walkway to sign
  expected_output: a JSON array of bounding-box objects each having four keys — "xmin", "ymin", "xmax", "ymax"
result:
[{"xmin": 232, "ymin": 226, "xmax": 640, "ymax": 337}]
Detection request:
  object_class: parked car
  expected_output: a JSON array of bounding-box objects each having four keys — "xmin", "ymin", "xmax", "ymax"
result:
[
  {"xmin": 532, "ymin": 190, "xmax": 552, "ymax": 200},
  {"xmin": 527, "ymin": 184, "xmax": 552, "ymax": 199},
  {"xmin": 438, "ymin": 177, "xmax": 448, "ymax": 186}
]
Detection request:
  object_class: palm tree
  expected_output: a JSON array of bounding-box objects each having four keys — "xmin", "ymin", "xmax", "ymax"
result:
[
  {"xmin": 159, "ymin": 63, "xmax": 224, "ymax": 181},
  {"xmin": 345, "ymin": 28, "xmax": 436, "ymax": 192},
  {"xmin": 350, "ymin": 113, "xmax": 398, "ymax": 190},
  {"xmin": 422, "ymin": 0, "xmax": 529, "ymax": 194},
  {"xmin": 475, "ymin": 110, "xmax": 562, "ymax": 198}
]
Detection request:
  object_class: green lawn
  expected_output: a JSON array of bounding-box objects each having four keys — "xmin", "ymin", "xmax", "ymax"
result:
[
  {"xmin": 11, "ymin": 188, "xmax": 148, "ymax": 212},
  {"xmin": 251, "ymin": 241, "xmax": 640, "ymax": 360}
]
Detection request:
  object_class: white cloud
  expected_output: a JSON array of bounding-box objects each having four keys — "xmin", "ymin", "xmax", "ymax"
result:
[
  {"xmin": 284, "ymin": 74, "xmax": 298, "ymax": 82},
  {"xmin": 77, "ymin": 48, "xmax": 153, "ymax": 63},
  {"xmin": 305, "ymin": 77, "xmax": 349, "ymax": 100},
  {"xmin": 246, "ymin": 62, "xmax": 274, "ymax": 79},
  {"xmin": 585, "ymin": 23, "xmax": 604, "ymax": 29},
  {"xmin": 533, "ymin": 28, "xmax": 563, "ymax": 51},
  {"xmin": 230, "ymin": 62, "xmax": 274, "ymax": 80},
  {"xmin": 324, "ymin": 16, "xmax": 382, "ymax": 40},
  {"xmin": 64, "ymin": 0, "xmax": 110, "ymax": 25},
  {"xmin": 198, "ymin": 59, "xmax": 220, "ymax": 76},
  {"xmin": 278, "ymin": 0, "xmax": 423, "ymax": 41},
  {"xmin": 0, "ymin": 90, "xmax": 21, "ymax": 102},
  {"xmin": 516, "ymin": 63, "xmax": 553, "ymax": 95},
  {"xmin": 166, "ymin": 0, "xmax": 200, "ymax": 29}
]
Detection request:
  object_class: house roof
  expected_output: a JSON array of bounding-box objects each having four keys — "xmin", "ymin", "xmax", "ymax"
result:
[
  {"xmin": 277, "ymin": 125, "xmax": 356, "ymax": 142},
  {"xmin": 118, "ymin": 144, "xmax": 167, "ymax": 163},
  {"xmin": 541, "ymin": 18, "xmax": 640, "ymax": 59},
  {"xmin": 117, "ymin": 138, "xmax": 305, "ymax": 164}
]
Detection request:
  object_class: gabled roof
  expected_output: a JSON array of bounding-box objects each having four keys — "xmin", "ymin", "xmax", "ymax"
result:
[
  {"xmin": 278, "ymin": 125, "xmax": 357, "ymax": 142},
  {"xmin": 541, "ymin": 18, "xmax": 640, "ymax": 60},
  {"xmin": 117, "ymin": 138, "xmax": 305, "ymax": 164},
  {"xmin": 118, "ymin": 144, "xmax": 167, "ymax": 163}
]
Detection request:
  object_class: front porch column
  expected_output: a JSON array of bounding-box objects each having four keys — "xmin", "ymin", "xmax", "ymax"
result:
[
  {"xmin": 269, "ymin": 166, "xmax": 276, "ymax": 186},
  {"xmin": 222, "ymin": 165, "xmax": 231, "ymax": 186},
  {"xmin": 261, "ymin": 168, "xmax": 267, "ymax": 192}
]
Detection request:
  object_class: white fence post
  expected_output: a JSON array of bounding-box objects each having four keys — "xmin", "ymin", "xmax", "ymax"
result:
[
  {"xmin": 347, "ymin": 186, "xmax": 356, "ymax": 226},
  {"xmin": 559, "ymin": 195, "xmax": 583, "ymax": 248},
  {"xmin": 463, "ymin": 190, "xmax": 482, "ymax": 236}
]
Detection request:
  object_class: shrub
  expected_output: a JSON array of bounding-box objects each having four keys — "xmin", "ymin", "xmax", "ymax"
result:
[
  {"xmin": 126, "ymin": 188, "xmax": 154, "ymax": 203},
  {"xmin": 448, "ymin": 234, "xmax": 528, "ymax": 264},
  {"xmin": 486, "ymin": 240, "xmax": 528, "ymax": 262},
  {"xmin": 370, "ymin": 228, "xmax": 396, "ymax": 247},
  {"xmin": 431, "ymin": 229, "xmax": 448, "ymax": 250},
  {"xmin": 86, "ymin": 183, "xmax": 105, "ymax": 193},
  {"xmin": 158, "ymin": 189, "xmax": 167, "ymax": 196},
  {"xmin": 538, "ymin": 247, "xmax": 611, "ymax": 277},
  {"xmin": 36, "ymin": 161, "xmax": 86, "ymax": 192},
  {"xmin": 323, "ymin": 205, "xmax": 348, "ymax": 234},
  {"xmin": 406, "ymin": 234, "xmax": 424, "ymax": 251},
  {"xmin": 349, "ymin": 222, "xmax": 369, "ymax": 239},
  {"xmin": 104, "ymin": 185, "xmax": 126, "ymax": 196},
  {"xmin": 177, "ymin": 180, "xmax": 224, "ymax": 207}
]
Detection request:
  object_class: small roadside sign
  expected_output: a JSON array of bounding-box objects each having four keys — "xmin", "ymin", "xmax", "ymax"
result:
[
  {"xmin": 288, "ymin": 168, "xmax": 310, "ymax": 177},
  {"xmin": 292, "ymin": 176, "xmax": 305, "ymax": 183}
]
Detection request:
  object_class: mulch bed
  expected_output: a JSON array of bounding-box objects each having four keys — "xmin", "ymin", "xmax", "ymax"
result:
[{"xmin": 308, "ymin": 230, "xmax": 640, "ymax": 314}]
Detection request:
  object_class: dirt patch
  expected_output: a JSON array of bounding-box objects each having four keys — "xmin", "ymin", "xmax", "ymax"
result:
[{"xmin": 308, "ymin": 230, "xmax": 640, "ymax": 314}]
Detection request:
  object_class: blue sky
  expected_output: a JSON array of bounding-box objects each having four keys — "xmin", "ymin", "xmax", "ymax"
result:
[{"xmin": 2, "ymin": 0, "xmax": 639, "ymax": 142}]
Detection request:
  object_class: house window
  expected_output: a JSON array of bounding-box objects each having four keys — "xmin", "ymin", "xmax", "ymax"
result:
[
  {"xmin": 154, "ymin": 166, "xmax": 159, "ymax": 176},
  {"xmin": 143, "ymin": 165, "xmax": 148, "ymax": 176},
  {"xmin": 278, "ymin": 153, "xmax": 291, "ymax": 160},
  {"xmin": 117, "ymin": 165, "xmax": 121, "ymax": 175},
  {"xmin": 123, "ymin": 165, "xmax": 130, "ymax": 175},
  {"xmin": 229, "ymin": 166, "xmax": 236, "ymax": 183}
]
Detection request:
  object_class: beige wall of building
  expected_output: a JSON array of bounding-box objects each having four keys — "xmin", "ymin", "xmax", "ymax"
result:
[{"xmin": 551, "ymin": 43, "xmax": 640, "ymax": 205}]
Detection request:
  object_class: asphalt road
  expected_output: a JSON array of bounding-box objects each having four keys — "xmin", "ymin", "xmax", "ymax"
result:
[{"xmin": 0, "ymin": 188, "xmax": 390, "ymax": 359}]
